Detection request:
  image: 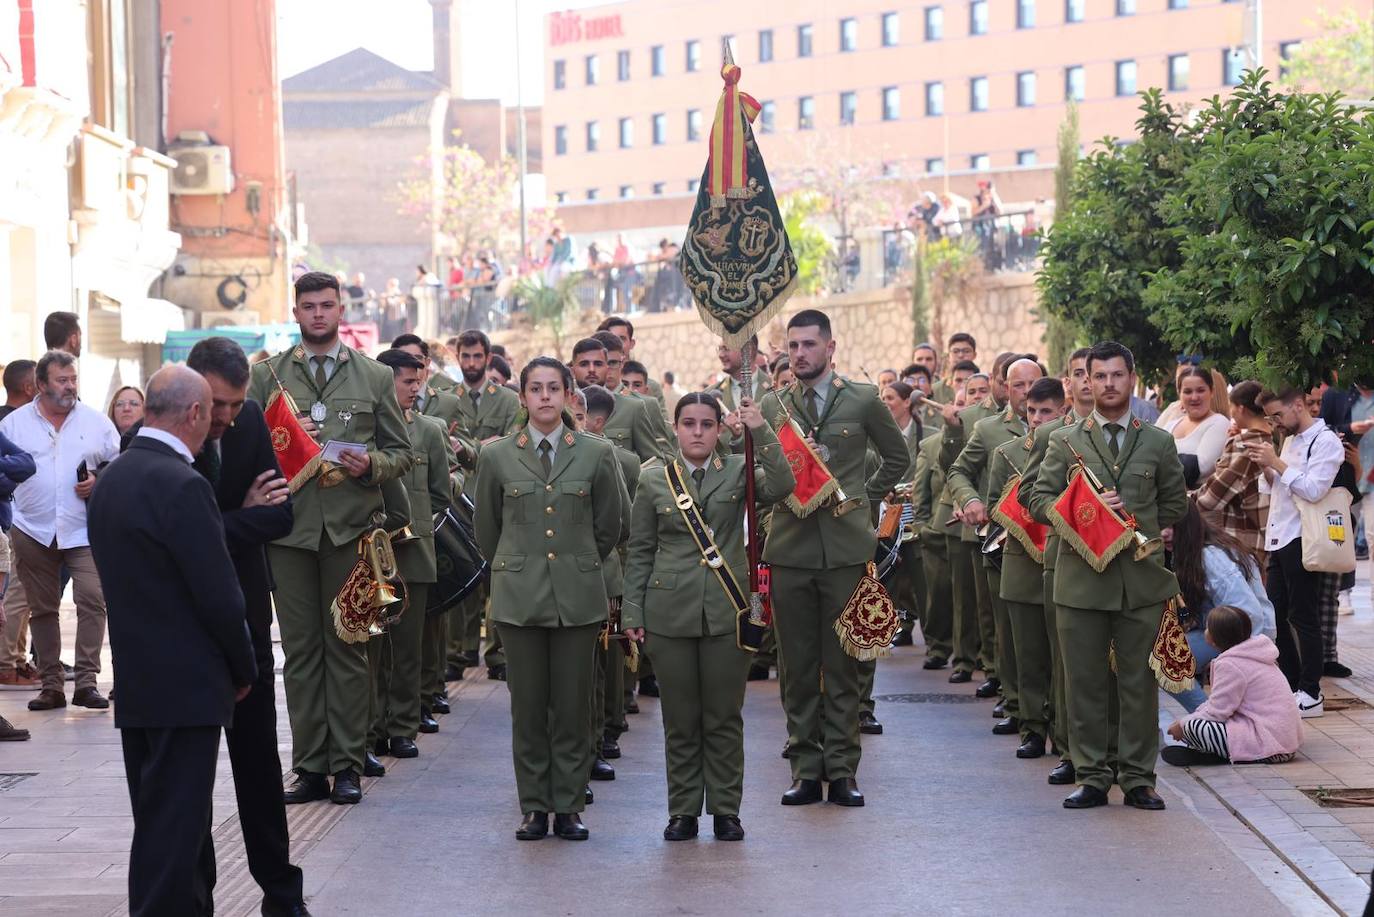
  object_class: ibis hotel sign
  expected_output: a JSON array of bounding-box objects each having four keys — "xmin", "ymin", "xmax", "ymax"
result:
[{"xmin": 549, "ymin": 11, "xmax": 624, "ymax": 46}]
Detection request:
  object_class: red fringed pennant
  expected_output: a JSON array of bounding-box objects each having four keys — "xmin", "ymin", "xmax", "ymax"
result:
[
  {"xmin": 1150, "ymin": 597, "xmax": 1196, "ymax": 691},
  {"xmin": 263, "ymin": 388, "xmax": 322, "ymax": 493},
  {"xmin": 991, "ymin": 476, "xmax": 1050, "ymax": 563},
  {"xmin": 777, "ymin": 417, "xmax": 838, "ymax": 517},
  {"xmin": 1047, "ymin": 467, "xmax": 1135, "ymax": 573}
]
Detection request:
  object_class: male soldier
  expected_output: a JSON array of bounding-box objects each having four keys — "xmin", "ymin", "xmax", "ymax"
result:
[
  {"xmin": 983, "ymin": 376, "xmax": 1064, "ymax": 759},
  {"xmin": 911, "ymin": 342, "xmax": 938, "ymax": 384},
  {"xmin": 760, "ymin": 309, "xmax": 908, "ymax": 808},
  {"xmin": 368, "ymin": 349, "xmax": 454, "ymax": 765},
  {"xmin": 392, "ymin": 334, "xmax": 464, "ymax": 435},
  {"xmin": 910, "ymin": 385, "xmax": 963, "ymax": 670},
  {"xmin": 598, "ymin": 315, "xmax": 666, "ymax": 413},
  {"xmin": 593, "ymin": 331, "xmax": 675, "ymax": 459},
  {"xmin": 713, "ymin": 336, "xmax": 772, "ymax": 454},
  {"xmin": 247, "ymin": 271, "xmax": 412, "ymax": 806},
  {"xmin": 904, "ymin": 364, "xmax": 944, "ymax": 434},
  {"xmin": 933, "ymin": 333, "xmax": 977, "ymax": 403},
  {"xmin": 936, "ymin": 363, "xmax": 981, "ymax": 684},
  {"xmin": 946, "ymin": 356, "xmax": 1045, "ymax": 737},
  {"xmin": 572, "ymin": 338, "xmax": 662, "ymax": 464},
  {"xmin": 447, "ymin": 329, "xmax": 521, "ymax": 684},
  {"xmin": 1028, "ymin": 341, "xmax": 1187, "ymax": 810}
]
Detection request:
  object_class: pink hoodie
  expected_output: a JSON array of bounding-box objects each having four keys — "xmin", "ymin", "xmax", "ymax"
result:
[{"xmin": 1186, "ymin": 635, "xmax": 1302, "ymax": 762}]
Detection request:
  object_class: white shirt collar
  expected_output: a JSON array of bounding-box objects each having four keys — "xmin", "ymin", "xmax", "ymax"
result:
[{"xmin": 135, "ymin": 426, "xmax": 196, "ymax": 464}]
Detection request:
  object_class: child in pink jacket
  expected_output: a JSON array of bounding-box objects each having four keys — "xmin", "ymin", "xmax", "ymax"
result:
[{"xmin": 1163, "ymin": 605, "xmax": 1302, "ymax": 767}]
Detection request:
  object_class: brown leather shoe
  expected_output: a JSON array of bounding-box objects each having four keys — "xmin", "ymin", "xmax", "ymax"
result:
[
  {"xmin": 27, "ymin": 689, "xmax": 65, "ymax": 710},
  {"xmin": 0, "ymin": 716, "xmax": 30, "ymax": 741},
  {"xmin": 0, "ymin": 668, "xmax": 38, "ymax": 689}
]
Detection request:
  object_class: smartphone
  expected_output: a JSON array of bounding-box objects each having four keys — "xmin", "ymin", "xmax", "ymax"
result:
[{"xmin": 76, "ymin": 462, "xmax": 89, "ymax": 483}]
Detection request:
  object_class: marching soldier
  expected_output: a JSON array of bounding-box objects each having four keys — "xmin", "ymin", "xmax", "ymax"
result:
[
  {"xmin": 933, "ymin": 333, "xmax": 978, "ymax": 403},
  {"xmin": 247, "ymin": 272, "xmax": 412, "ymax": 806},
  {"xmin": 474, "ymin": 357, "xmax": 624, "ymax": 841},
  {"xmin": 597, "ymin": 316, "xmax": 667, "ymax": 413},
  {"xmin": 910, "ymin": 417, "xmax": 955, "ymax": 670},
  {"xmin": 391, "ymin": 334, "xmax": 465, "ymax": 438},
  {"xmin": 940, "ymin": 370, "xmax": 988, "ymax": 686},
  {"xmin": 623, "ymin": 391, "xmax": 794, "ymax": 841},
  {"xmin": 879, "ymin": 380, "xmax": 926, "ymax": 651},
  {"xmin": 1027, "ymin": 341, "xmax": 1188, "ymax": 810},
  {"xmin": 592, "ymin": 331, "xmax": 675, "ymax": 458},
  {"xmin": 571, "ymin": 338, "xmax": 662, "ymax": 463},
  {"xmin": 759, "ymin": 309, "xmax": 908, "ymax": 808}
]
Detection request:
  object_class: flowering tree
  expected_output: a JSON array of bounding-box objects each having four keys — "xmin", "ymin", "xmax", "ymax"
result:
[{"xmin": 1281, "ymin": 8, "xmax": 1374, "ymax": 98}]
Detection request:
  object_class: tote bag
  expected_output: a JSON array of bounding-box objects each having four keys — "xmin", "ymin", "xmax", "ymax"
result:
[{"xmin": 1298, "ymin": 485, "xmax": 1357, "ymax": 573}]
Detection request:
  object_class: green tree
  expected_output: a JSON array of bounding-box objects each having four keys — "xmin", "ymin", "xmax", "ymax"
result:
[
  {"xmin": 1040, "ymin": 101, "xmax": 1084, "ymax": 371},
  {"xmin": 513, "ymin": 273, "xmax": 581, "ymax": 360},
  {"xmin": 779, "ymin": 190, "xmax": 833, "ymax": 296},
  {"xmin": 1281, "ymin": 8, "xmax": 1374, "ymax": 98}
]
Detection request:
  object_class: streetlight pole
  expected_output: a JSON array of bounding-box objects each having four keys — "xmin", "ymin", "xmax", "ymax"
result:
[{"xmin": 515, "ymin": 0, "xmax": 528, "ymax": 268}]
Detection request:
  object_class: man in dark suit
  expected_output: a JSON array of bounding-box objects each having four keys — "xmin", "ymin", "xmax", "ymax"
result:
[{"xmin": 89, "ymin": 365, "xmax": 257, "ymax": 917}]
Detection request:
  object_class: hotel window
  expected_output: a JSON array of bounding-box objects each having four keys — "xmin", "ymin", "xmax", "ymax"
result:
[
  {"xmin": 759, "ymin": 28, "xmax": 774, "ymax": 62},
  {"xmin": 1017, "ymin": 0, "xmax": 1035, "ymax": 29},
  {"xmin": 1116, "ymin": 0, "xmax": 1135, "ymax": 14},
  {"xmin": 882, "ymin": 86, "xmax": 900, "ymax": 121},
  {"xmin": 1017, "ymin": 149, "xmax": 1038, "ymax": 166},
  {"xmin": 970, "ymin": 76, "xmax": 989, "ymax": 112},
  {"xmin": 1169, "ymin": 0, "xmax": 1188, "ymax": 7},
  {"xmin": 925, "ymin": 81, "xmax": 944, "ymax": 116},
  {"xmin": 760, "ymin": 100, "xmax": 776, "ymax": 133},
  {"xmin": 926, "ymin": 157, "xmax": 945, "ymax": 175},
  {"xmin": 882, "ymin": 12, "xmax": 900, "ymax": 46},
  {"xmin": 688, "ymin": 178, "xmax": 700, "ymax": 193},
  {"xmin": 586, "ymin": 188, "xmax": 599, "ymax": 200},
  {"xmin": 840, "ymin": 91, "xmax": 857, "ymax": 125},
  {"xmin": 924, "ymin": 7, "xmax": 943, "ymax": 41},
  {"xmin": 1116, "ymin": 59, "xmax": 1137, "ymax": 96},
  {"xmin": 971, "ymin": 153, "xmax": 990, "ymax": 171},
  {"xmin": 1168, "ymin": 54, "xmax": 1190, "ymax": 91},
  {"xmin": 1223, "ymin": 48, "xmax": 1245, "ymax": 86},
  {"xmin": 1017, "ymin": 71, "xmax": 1036, "ymax": 107},
  {"xmin": 1279, "ymin": 41, "xmax": 1301, "ymax": 77},
  {"xmin": 840, "ymin": 17, "xmax": 857, "ymax": 52},
  {"xmin": 555, "ymin": 191, "xmax": 567, "ymax": 203},
  {"xmin": 969, "ymin": 0, "xmax": 988, "ymax": 36},
  {"xmin": 1065, "ymin": 65, "xmax": 1085, "ymax": 101},
  {"xmin": 553, "ymin": 60, "xmax": 566, "ymax": 90},
  {"xmin": 619, "ymin": 185, "xmax": 634, "ymax": 199},
  {"xmin": 798, "ymin": 96, "xmax": 815, "ymax": 130},
  {"xmin": 586, "ymin": 121, "xmax": 600, "ymax": 152},
  {"xmin": 652, "ymin": 182, "xmax": 666, "ymax": 196},
  {"xmin": 617, "ymin": 50, "xmax": 630, "ymax": 81},
  {"xmin": 1065, "ymin": 0, "xmax": 1084, "ymax": 23},
  {"xmin": 585, "ymin": 55, "xmax": 598, "ymax": 85},
  {"xmin": 554, "ymin": 125, "xmax": 567, "ymax": 156},
  {"xmin": 687, "ymin": 109, "xmax": 702, "ymax": 142},
  {"xmin": 686, "ymin": 40, "xmax": 701, "ymax": 72},
  {"xmin": 798, "ymin": 23, "xmax": 813, "ymax": 57},
  {"xmin": 651, "ymin": 45, "xmax": 665, "ymax": 76},
  {"xmin": 652, "ymin": 113, "xmax": 666, "ymax": 145},
  {"xmin": 619, "ymin": 118, "xmax": 633, "ymax": 148}
]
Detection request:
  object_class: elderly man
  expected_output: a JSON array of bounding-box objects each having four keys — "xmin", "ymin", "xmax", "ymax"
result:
[{"xmin": 89, "ymin": 366, "xmax": 257, "ymax": 917}]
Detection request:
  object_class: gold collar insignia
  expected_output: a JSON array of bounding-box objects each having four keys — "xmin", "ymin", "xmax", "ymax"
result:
[
  {"xmin": 292, "ymin": 346, "xmax": 306, "ymax": 359},
  {"xmin": 1082, "ymin": 418, "xmax": 1096, "ymax": 431},
  {"xmin": 563, "ymin": 431, "xmax": 576, "ymax": 446},
  {"xmin": 486, "ymin": 383, "xmax": 498, "ymax": 395},
  {"xmin": 711, "ymin": 456, "xmax": 723, "ymax": 471},
  {"xmin": 515, "ymin": 433, "xmax": 529, "ymax": 448},
  {"xmin": 1131, "ymin": 417, "xmax": 1142, "ymax": 430}
]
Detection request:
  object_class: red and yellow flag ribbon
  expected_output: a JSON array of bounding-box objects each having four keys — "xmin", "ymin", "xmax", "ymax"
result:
[{"xmin": 708, "ymin": 61, "xmax": 762, "ymax": 205}]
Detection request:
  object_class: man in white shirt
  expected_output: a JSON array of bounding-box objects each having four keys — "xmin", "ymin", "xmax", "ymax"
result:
[
  {"xmin": 0, "ymin": 351, "xmax": 120, "ymax": 711},
  {"xmin": 1250, "ymin": 385, "xmax": 1346, "ymax": 718}
]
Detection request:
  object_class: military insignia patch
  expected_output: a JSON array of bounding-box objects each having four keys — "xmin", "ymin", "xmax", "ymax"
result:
[
  {"xmin": 515, "ymin": 433, "xmax": 529, "ymax": 448},
  {"xmin": 293, "ymin": 346, "xmax": 305, "ymax": 359},
  {"xmin": 563, "ymin": 432, "xmax": 576, "ymax": 446}
]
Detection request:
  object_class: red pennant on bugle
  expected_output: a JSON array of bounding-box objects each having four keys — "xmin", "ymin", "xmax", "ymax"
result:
[
  {"xmin": 991, "ymin": 476, "xmax": 1049, "ymax": 563},
  {"xmin": 777, "ymin": 417, "xmax": 838, "ymax": 518},
  {"xmin": 263, "ymin": 388, "xmax": 322, "ymax": 493},
  {"xmin": 1047, "ymin": 467, "xmax": 1135, "ymax": 573}
]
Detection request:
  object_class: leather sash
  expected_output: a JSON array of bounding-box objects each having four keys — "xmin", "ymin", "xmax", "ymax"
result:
[{"xmin": 664, "ymin": 461, "xmax": 749, "ymax": 614}]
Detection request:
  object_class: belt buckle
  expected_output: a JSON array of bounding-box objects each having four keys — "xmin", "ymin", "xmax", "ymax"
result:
[
  {"xmin": 674, "ymin": 492, "xmax": 694, "ymax": 510},
  {"xmin": 702, "ymin": 546, "xmax": 724, "ymax": 569}
]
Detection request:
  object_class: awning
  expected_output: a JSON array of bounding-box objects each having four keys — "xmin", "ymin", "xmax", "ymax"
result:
[
  {"xmin": 161, "ymin": 323, "xmax": 302, "ymax": 364},
  {"xmin": 121, "ymin": 297, "xmax": 188, "ymax": 344}
]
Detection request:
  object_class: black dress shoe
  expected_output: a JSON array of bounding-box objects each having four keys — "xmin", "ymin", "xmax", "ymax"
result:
[
  {"xmin": 362, "ymin": 752, "xmax": 386, "ymax": 777},
  {"xmin": 418, "ymin": 708, "xmax": 439, "ymax": 734},
  {"xmin": 992, "ymin": 701, "xmax": 1006, "ymax": 718},
  {"xmin": 487, "ymin": 664, "xmax": 507, "ymax": 681},
  {"xmin": 389, "ymin": 736, "xmax": 418, "ymax": 758},
  {"xmin": 516, "ymin": 811, "xmax": 548, "ymax": 840},
  {"xmin": 638, "ymin": 675, "xmax": 660, "ymax": 697},
  {"xmin": 827, "ymin": 777, "xmax": 865, "ymax": 807},
  {"xmin": 948, "ymin": 669, "xmax": 972, "ymax": 684},
  {"xmin": 261, "ymin": 900, "xmax": 312, "ymax": 917},
  {"xmin": 372, "ymin": 738, "xmax": 389, "ymax": 757},
  {"xmin": 590, "ymin": 757, "xmax": 616, "ymax": 781},
  {"xmin": 992, "ymin": 717, "xmax": 1019, "ymax": 735},
  {"xmin": 330, "ymin": 769, "xmax": 362, "ymax": 805},
  {"xmin": 1047, "ymin": 760, "xmax": 1077, "ymax": 785},
  {"xmin": 283, "ymin": 770, "xmax": 330, "ymax": 805},
  {"xmin": 1161, "ymin": 745, "xmax": 1227, "ymax": 767},
  {"xmin": 431, "ymin": 695, "xmax": 451, "ymax": 715},
  {"xmin": 663, "ymin": 815, "xmax": 698, "ymax": 841},
  {"xmin": 584, "ymin": 785, "xmax": 594, "ymax": 805},
  {"xmin": 601, "ymin": 736, "xmax": 621, "ymax": 759},
  {"xmin": 780, "ymin": 741, "xmax": 792, "ymax": 759},
  {"xmin": 858, "ymin": 711, "xmax": 883, "ymax": 735},
  {"xmin": 72, "ymin": 687, "xmax": 109, "ymax": 709},
  {"xmin": 456, "ymin": 651, "xmax": 480, "ymax": 667},
  {"xmin": 28, "ymin": 689, "xmax": 66, "ymax": 710},
  {"xmin": 1324, "ymin": 661, "xmax": 1353, "ymax": 678},
  {"xmin": 713, "ymin": 814, "xmax": 745, "ymax": 841},
  {"xmin": 553, "ymin": 813, "xmax": 589, "ymax": 840},
  {"xmin": 922, "ymin": 656, "xmax": 948, "ymax": 670},
  {"xmin": 747, "ymin": 664, "xmax": 771, "ymax": 681},
  {"xmin": 1016, "ymin": 733, "xmax": 1047, "ymax": 759},
  {"xmin": 625, "ymin": 698, "xmax": 640, "ymax": 715},
  {"xmin": 444, "ymin": 664, "xmax": 465, "ymax": 682},
  {"xmin": 975, "ymin": 678, "xmax": 1001, "ymax": 699},
  {"xmin": 1123, "ymin": 786, "xmax": 1166, "ymax": 810},
  {"xmin": 892, "ymin": 630, "xmax": 914, "ymax": 647},
  {"xmin": 780, "ymin": 778, "xmax": 823, "ymax": 805},
  {"xmin": 1063, "ymin": 785, "xmax": 1109, "ymax": 809}
]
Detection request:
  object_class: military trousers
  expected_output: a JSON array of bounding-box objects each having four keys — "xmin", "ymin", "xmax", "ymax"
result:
[
  {"xmin": 420, "ymin": 608, "xmax": 448, "ymax": 701},
  {"xmin": 972, "ymin": 552, "xmax": 998, "ymax": 679},
  {"xmin": 892, "ymin": 542, "xmax": 926, "ymax": 638},
  {"xmin": 498, "ymin": 622, "xmax": 600, "ymax": 814},
  {"xmin": 446, "ymin": 587, "xmax": 481, "ymax": 666},
  {"xmin": 858, "ymin": 658, "xmax": 876, "ymax": 717},
  {"xmin": 267, "ymin": 541, "xmax": 369, "ymax": 775},
  {"xmin": 651, "ymin": 632, "xmax": 751, "ymax": 816},
  {"xmin": 920, "ymin": 534, "xmax": 954, "ymax": 663},
  {"xmin": 1058, "ymin": 603, "xmax": 1163, "ymax": 793},
  {"xmin": 946, "ymin": 537, "xmax": 981, "ymax": 675},
  {"xmin": 588, "ymin": 632, "xmax": 626, "ymax": 758},
  {"xmin": 1005, "ymin": 599, "xmax": 1051, "ymax": 743},
  {"xmin": 986, "ymin": 564, "xmax": 1017, "ymax": 717},
  {"xmin": 367, "ymin": 584, "xmax": 428, "ymax": 742},
  {"xmin": 771, "ymin": 563, "xmax": 864, "ymax": 782},
  {"xmin": 1041, "ymin": 569, "xmax": 1069, "ymax": 760}
]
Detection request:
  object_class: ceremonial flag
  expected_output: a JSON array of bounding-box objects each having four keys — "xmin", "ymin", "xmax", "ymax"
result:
[
  {"xmin": 263, "ymin": 387, "xmax": 322, "ymax": 493},
  {"xmin": 991, "ymin": 475, "xmax": 1049, "ymax": 563},
  {"xmin": 1046, "ymin": 466, "xmax": 1135, "ymax": 573},
  {"xmin": 679, "ymin": 48, "xmax": 797, "ymax": 348},
  {"xmin": 777, "ymin": 417, "xmax": 838, "ymax": 518},
  {"xmin": 834, "ymin": 562, "xmax": 900, "ymax": 662},
  {"xmin": 1150, "ymin": 597, "xmax": 1196, "ymax": 692}
]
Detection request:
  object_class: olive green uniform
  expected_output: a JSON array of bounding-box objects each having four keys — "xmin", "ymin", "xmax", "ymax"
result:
[
  {"xmin": 248, "ymin": 344, "xmax": 413, "ymax": 776},
  {"xmin": 623, "ymin": 424, "xmax": 794, "ymax": 816},
  {"xmin": 1027, "ymin": 414, "xmax": 1187, "ymax": 793},
  {"xmin": 712, "ymin": 372, "xmax": 773, "ymax": 454},
  {"xmin": 889, "ymin": 417, "xmax": 928, "ymax": 640},
  {"xmin": 590, "ymin": 442, "xmax": 638, "ymax": 760},
  {"xmin": 760, "ymin": 374, "xmax": 908, "ymax": 782},
  {"xmin": 474, "ymin": 425, "xmax": 623, "ymax": 815},
  {"xmin": 911, "ymin": 432, "xmax": 954, "ymax": 663},
  {"xmin": 603, "ymin": 391, "xmax": 667, "ymax": 463}
]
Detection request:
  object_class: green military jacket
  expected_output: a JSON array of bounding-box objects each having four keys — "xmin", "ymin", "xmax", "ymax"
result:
[
  {"xmin": 248, "ymin": 343, "xmax": 412, "ymax": 551},
  {"xmin": 428, "ymin": 372, "xmax": 458, "ymax": 393},
  {"xmin": 712, "ymin": 372, "xmax": 773, "ymax": 454},
  {"xmin": 932, "ymin": 379, "xmax": 957, "ymax": 405},
  {"xmin": 473, "ymin": 424, "xmax": 624, "ymax": 628},
  {"xmin": 1018, "ymin": 412, "xmax": 1080, "ymax": 573},
  {"xmin": 759, "ymin": 374, "xmax": 909, "ymax": 569},
  {"xmin": 915, "ymin": 400, "xmax": 944, "ymax": 434},
  {"xmin": 388, "ymin": 412, "xmax": 456, "ymax": 584},
  {"xmin": 603, "ymin": 390, "xmax": 664, "ymax": 463},
  {"xmin": 630, "ymin": 386, "xmax": 677, "ymax": 454},
  {"xmin": 1027, "ymin": 414, "xmax": 1188, "ymax": 611},
  {"xmin": 622, "ymin": 423, "xmax": 793, "ymax": 637},
  {"xmin": 986, "ymin": 429, "xmax": 1043, "ymax": 603},
  {"xmin": 599, "ymin": 441, "xmax": 640, "ymax": 600},
  {"xmin": 941, "ymin": 398, "xmax": 1013, "ymax": 543},
  {"xmin": 947, "ymin": 406, "xmax": 1029, "ymax": 509},
  {"xmin": 453, "ymin": 379, "xmax": 522, "ymax": 472},
  {"xmin": 911, "ymin": 431, "xmax": 952, "ymax": 538}
]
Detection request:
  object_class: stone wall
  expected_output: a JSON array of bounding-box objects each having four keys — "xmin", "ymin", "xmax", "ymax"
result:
[{"xmin": 489, "ymin": 271, "xmax": 1045, "ymax": 387}]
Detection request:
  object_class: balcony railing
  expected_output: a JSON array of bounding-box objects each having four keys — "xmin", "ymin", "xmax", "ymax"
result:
[{"xmin": 884, "ymin": 208, "xmax": 1043, "ymax": 286}]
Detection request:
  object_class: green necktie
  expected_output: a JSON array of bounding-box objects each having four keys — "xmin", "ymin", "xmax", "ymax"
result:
[
  {"xmin": 197, "ymin": 441, "xmax": 221, "ymax": 487},
  {"xmin": 538, "ymin": 440, "xmax": 553, "ymax": 478},
  {"xmin": 804, "ymin": 387, "xmax": 820, "ymax": 424},
  {"xmin": 1105, "ymin": 422, "xmax": 1123, "ymax": 458},
  {"xmin": 313, "ymin": 356, "xmax": 328, "ymax": 390},
  {"xmin": 469, "ymin": 389, "xmax": 481, "ymax": 410},
  {"xmin": 692, "ymin": 467, "xmax": 705, "ymax": 489}
]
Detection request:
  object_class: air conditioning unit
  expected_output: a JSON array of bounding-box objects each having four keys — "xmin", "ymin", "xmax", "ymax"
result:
[
  {"xmin": 199, "ymin": 310, "xmax": 261, "ymax": 329},
  {"xmin": 170, "ymin": 145, "xmax": 234, "ymax": 195}
]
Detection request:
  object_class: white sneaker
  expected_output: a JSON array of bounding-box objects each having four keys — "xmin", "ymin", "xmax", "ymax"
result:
[
  {"xmin": 1295, "ymin": 690, "xmax": 1325, "ymax": 718},
  {"xmin": 1339, "ymin": 589, "xmax": 1354, "ymax": 616}
]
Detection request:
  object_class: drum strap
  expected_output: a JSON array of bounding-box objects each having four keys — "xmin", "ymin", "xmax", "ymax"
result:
[{"xmin": 664, "ymin": 461, "xmax": 748, "ymax": 614}]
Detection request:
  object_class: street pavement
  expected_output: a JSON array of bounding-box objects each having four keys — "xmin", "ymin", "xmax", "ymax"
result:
[{"xmin": 2, "ymin": 576, "xmax": 1372, "ymax": 915}]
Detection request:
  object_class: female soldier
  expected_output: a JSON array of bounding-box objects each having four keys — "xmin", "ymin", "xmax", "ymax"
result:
[
  {"xmin": 622, "ymin": 392, "xmax": 795, "ymax": 842},
  {"xmin": 474, "ymin": 357, "xmax": 624, "ymax": 842}
]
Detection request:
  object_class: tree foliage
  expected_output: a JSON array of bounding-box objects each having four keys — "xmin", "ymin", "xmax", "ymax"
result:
[
  {"xmin": 778, "ymin": 190, "xmax": 832, "ymax": 296},
  {"xmin": 1040, "ymin": 101, "xmax": 1085, "ymax": 371},
  {"xmin": 1281, "ymin": 8, "xmax": 1374, "ymax": 99},
  {"xmin": 513, "ymin": 273, "xmax": 581, "ymax": 360}
]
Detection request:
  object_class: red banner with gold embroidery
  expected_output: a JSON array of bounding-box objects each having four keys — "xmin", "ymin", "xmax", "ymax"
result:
[
  {"xmin": 264, "ymin": 388, "xmax": 322, "ymax": 493},
  {"xmin": 991, "ymin": 475, "xmax": 1049, "ymax": 563},
  {"xmin": 1046, "ymin": 467, "xmax": 1135, "ymax": 573},
  {"xmin": 778, "ymin": 417, "xmax": 838, "ymax": 518}
]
